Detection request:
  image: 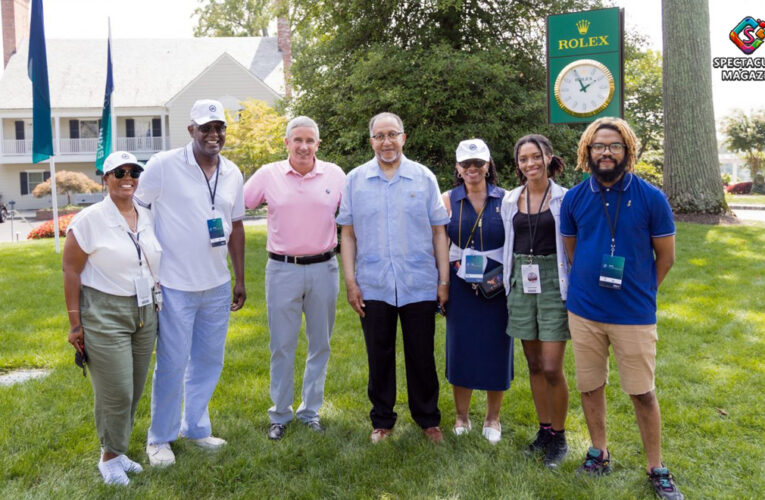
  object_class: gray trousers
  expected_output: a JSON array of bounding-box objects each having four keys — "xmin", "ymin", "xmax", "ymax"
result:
[
  {"xmin": 265, "ymin": 257, "xmax": 339, "ymax": 424},
  {"xmin": 80, "ymin": 286, "xmax": 157, "ymax": 455}
]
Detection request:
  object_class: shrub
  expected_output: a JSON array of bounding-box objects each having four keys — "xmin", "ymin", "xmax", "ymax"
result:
[
  {"xmin": 27, "ymin": 214, "xmax": 75, "ymax": 239},
  {"xmin": 752, "ymin": 174, "xmax": 765, "ymax": 194},
  {"xmin": 32, "ymin": 171, "xmax": 102, "ymax": 205},
  {"xmin": 721, "ymin": 173, "xmax": 731, "ymax": 186},
  {"xmin": 725, "ymin": 181, "xmax": 752, "ymax": 194},
  {"xmin": 633, "ymin": 161, "xmax": 663, "ymax": 188}
]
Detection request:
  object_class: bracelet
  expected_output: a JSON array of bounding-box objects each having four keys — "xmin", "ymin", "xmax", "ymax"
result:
[
  {"xmin": 67, "ymin": 310, "xmax": 79, "ymax": 313},
  {"xmin": 438, "ymin": 280, "xmax": 449, "ymax": 286}
]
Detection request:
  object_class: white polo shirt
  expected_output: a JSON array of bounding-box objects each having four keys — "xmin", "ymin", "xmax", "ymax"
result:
[
  {"xmin": 68, "ymin": 196, "xmax": 162, "ymax": 297},
  {"xmin": 135, "ymin": 142, "xmax": 245, "ymax": 292}
]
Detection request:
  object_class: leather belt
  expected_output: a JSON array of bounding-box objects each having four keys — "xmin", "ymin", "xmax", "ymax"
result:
[{"xmin": 268, "ymin": 251, "xmax": 334, "ymax": 265}]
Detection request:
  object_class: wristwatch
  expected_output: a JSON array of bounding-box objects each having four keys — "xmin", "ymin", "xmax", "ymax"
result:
[{"xmin": 438, "ymin": 280, "xmax": 449, "ymax": 286}]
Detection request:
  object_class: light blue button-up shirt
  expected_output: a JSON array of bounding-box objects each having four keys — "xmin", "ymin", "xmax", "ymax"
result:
[{"xmin": 337, "ymin": 155, "xmax": 450, "ymax": 307}]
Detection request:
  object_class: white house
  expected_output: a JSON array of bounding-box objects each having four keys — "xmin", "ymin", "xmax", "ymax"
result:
[{"xmin": 0, "ymin": 11, "xmax": 284, "ymax": 209}]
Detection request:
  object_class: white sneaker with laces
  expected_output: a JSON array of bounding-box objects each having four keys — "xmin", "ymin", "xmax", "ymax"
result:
[
  {"xmin": 146, "ymin": 442, "xmax": 175, "ymax": 467},
  {"xmin": 98, "ymin": 456, "xmax": 130, "ymax": 485},
  {"xmin": 188, "ymin": 435, "xmax": 227, "ymax": 449},
  {"xmin": 119, "ymin": 455, "xmax": 144, "ymax": 473},
  {"xmin": 482, "ymin": 424, "xmax": 502, "ymax": 445}
]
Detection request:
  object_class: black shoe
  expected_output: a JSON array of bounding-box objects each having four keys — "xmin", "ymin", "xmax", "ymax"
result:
[
  {"xmin": 526, "ymin": 427, "xmax": 552, "ymax": 455},
  {"xmin": 543, "ymin": 432, "xmax": 568, "ymax": 469},
  {"xmin": 304, "ymin": 420, "xmax": 324, "ymax": 433},
  {"xmin": 648, "ymin": 466, "xmax": 684, "ymax": 500},
  {"xmin": 576, "ymin": 447, "xmax": 612, "ymax": 476},
  {"xmin": 268, "ymin": 423, "xmax": 286, "ymax": 440}
]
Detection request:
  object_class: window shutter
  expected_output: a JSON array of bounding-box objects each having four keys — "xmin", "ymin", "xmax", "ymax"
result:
[
  {"xmin": 126, "ymin": 119, "xmax": 135, "ymax": 138},
  {"xmin": 15, "ymin": 121, "xmax": 25, "ymax": 140},
  {"xmin": 69, "ymin": 120, "xmax": 80, "ymax": 139},
  {"xmin": 152, "ymin": 118, "xmax": 161, "ymax": 137},
  {"xmin": 20, "ymin": 172, "xmax": 28, "ymax": 195},
  {"xmin": 43, "ymin": 171, "xmax": 51, "ymax": 181}
]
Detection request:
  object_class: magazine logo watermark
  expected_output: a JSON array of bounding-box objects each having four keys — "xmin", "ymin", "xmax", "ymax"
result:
[{"xmin": 713, "ymin": 16, "xmax": 765, "ymax": 81}]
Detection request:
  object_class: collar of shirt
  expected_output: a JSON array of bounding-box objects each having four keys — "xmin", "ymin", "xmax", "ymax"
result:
[
  {"xmin": 102, "ymin": 195, "xmax": 152, "ymax": 232},
  {"xmin": 450, "ymin": 182, "xmax": 503, "ymax": 202},
  {"xmin": 365, "ymin": 155, "xmax": 416, "ymax": 181},
  {"xmin": 184, "ymin": 142, "xmax": 234, "ymax": 178},
  {"xmin": 280, "ymin": 157, "xmax": 325, "ymax": 178},
  {"xmin": 588, "ymin": 172, "xmax": 634, "ymax": 193}
]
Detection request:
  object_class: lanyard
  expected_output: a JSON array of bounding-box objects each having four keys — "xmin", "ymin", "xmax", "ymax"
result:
[
  {"xmin": 199, "ymin": 162, "xmax": 220, "ymax": 211},
  {"xmin": 597, "ymin": 177, "xmax": 624, "ymax": 256},
  {"xmin": 524, "ymin": 181, "xmax": 551, "ymax": 257},
  {"xmin": 126, "ymin": 231, "xmax": 142, "ymax": 267},
  {"xmin": 457, "ymin": 196, "xmax": 488, "ymax": 252}
]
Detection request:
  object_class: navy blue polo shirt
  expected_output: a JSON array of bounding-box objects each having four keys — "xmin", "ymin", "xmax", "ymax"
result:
[{"xmin": 560, "ymin": 173, "xmax": 675, "ymax": 325}]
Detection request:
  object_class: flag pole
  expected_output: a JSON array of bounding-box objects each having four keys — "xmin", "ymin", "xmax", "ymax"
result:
[{"xmin": 49, "ymin": 156, "xmax": 59, "ymax": 252}]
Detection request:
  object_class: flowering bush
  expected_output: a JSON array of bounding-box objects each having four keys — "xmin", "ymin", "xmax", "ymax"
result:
[
  {"xmin": 27, "ymin": 214, "xmax": 75, "ymax": 239},
  {"xmin": 725, "ymin": 181, "xmax": 752, "ymax": 194}
]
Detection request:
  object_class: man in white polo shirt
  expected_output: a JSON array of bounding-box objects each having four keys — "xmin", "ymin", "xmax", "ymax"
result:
[
  {"xmin": 135, "ymin": 99, "xmax": 246, "ymax": 467},
  {"xmin": 243, "ymin": 116, "xmax": 346, "ymax": 440}
]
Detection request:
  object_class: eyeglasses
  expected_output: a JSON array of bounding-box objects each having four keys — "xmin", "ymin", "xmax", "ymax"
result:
[
  {"xmin": 458, "ymin": 160, "xmax": 488, "ymax": 169},
  {"xmin": 198, "ymin": 123, "xmax": 226, "ymax": 134},
  {"xmin": 110, "ymin": 167, "xmax": 142, "ymax": 179},
  {"xmin": 371, "ymin": 131, "xmax": 403, "ymax": 142},
  {"xmin": 590, "ymin": 143, "xmax": 625, "ymax": 154}
]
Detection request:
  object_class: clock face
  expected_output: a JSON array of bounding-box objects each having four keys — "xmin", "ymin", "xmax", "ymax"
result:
[{"xmin": 554, "ymin": 59, "xmax": 615, "ymax": 118}]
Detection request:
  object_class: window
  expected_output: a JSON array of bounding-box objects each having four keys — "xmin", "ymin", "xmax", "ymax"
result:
[
  {"xmin": 20, "ymin": 171, "xmax": 50, "ymax": 195},
  {"xmin": 126, "ymin": 119, "xmax": 135, "ymax": 138},
  {"xmin": 80, "ymin": 120, "xmax": 99, "ymax": 139},
  {"xmin": 15, "ymin": 121, "xmax": 24, "ymax": 140}
]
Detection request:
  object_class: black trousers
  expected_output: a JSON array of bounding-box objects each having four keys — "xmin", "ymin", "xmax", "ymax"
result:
[{"xmin": 360, "ymin": 300, "xmax": 440, "ymax": 430}]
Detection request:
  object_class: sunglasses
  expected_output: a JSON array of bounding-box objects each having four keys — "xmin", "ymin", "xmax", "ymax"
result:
[
  {"xmin": 110, "ymin": 167, "xmax": 142, "ymax": 179},
  {"xmin": 458, "ymin": 160, "xmax": 487, "ymax": 169},
  {"xmin": 198, "ymin": 123, "xmax": 227, "ymax": 134}
]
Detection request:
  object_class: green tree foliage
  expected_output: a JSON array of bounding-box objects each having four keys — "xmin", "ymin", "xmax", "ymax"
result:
[
  {"xmin": 193, "ymin": 0, "xmax": 273, "ymax": 37},
  {"xmin": 289, "ymin": 0, "xmax": 600, "ymax": 188},
  {"xmin": 32, "ymin": 171, "xmax": 102, "ymax": 206},
  {"xmin": 224, "ymin": 99, "xmax": 288, "ymax": 176},
  {"xmin": 722, "ymin": 109, "xmax": 765, "ymax": 181},
  {"xmin": 624, "ymin": 44, "xmax": 663, "ymax": 162}
]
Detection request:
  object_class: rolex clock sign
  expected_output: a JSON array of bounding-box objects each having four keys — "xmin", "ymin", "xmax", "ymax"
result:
[{"xmin": 547, "ymin": 8, "xmax": 624, "ymax": 124}]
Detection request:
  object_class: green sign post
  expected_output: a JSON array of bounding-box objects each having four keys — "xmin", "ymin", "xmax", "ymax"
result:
[{"xmin": 547, "ymin": 7, "xmax": 624, "ymax": 124}]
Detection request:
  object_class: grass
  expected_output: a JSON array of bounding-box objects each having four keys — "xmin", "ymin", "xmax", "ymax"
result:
[
  {"xmin": 1, "ymin": 223, "xmax": 764, "ymax": 499},
  {"xmin": 725, "ymin": 193, "xmax": 765, "ymax": 206}
]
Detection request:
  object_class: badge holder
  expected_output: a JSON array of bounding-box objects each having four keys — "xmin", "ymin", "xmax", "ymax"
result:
[
  {"xmin": 463, "ymin": 254, "xmax": 485, "ymax": 283},
  {"xmin": 208, "ymin": 217, "xmax": 226, "ymax": 247},
  {"xmin": 599, "ymin": 254, "xmax": 625, "ymax": 289},
  {"xmin": 521, "ymin": 260, "xmax": 541, "ymax": 294}
]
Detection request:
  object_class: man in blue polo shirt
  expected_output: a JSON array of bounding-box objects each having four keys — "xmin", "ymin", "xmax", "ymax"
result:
[
  {"xmin": 337, "ymin": 112, "xmax": 450, "ymax": 444},
  {"xmin": 560, "ymin": 117, "xmax": 683, "ymax": 500}
]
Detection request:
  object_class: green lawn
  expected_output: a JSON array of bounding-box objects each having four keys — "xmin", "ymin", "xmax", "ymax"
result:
[
  {"xmin": 725, "ymin": 193, "xmax": 765, "ymax": 206},
  {"xmin": 1, "ymin": 224, "xmax": 764, "ymax": 499}
]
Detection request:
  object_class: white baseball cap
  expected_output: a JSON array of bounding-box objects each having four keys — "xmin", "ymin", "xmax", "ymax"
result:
[
  {"xmin": 103, "ymin": 151, "xmax": 143, "ymax": 174},
  {"xmin": 190, "ymin": 99, "xmax": 227, "ymax": 125},
  {"xmin": 456, "ymin": 139, "xmax": 491, "ymax": 163}
]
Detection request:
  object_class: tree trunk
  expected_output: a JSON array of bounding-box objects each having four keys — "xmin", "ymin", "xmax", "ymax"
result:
[{"xmin": 662, "ymin": 0, "xmax": 726, "ymax": 213}]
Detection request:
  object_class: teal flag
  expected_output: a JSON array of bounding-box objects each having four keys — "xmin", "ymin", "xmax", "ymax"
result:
[
  {"xmin": 27, "ymin": 0, "xmax": 53, "ymax": 163},
  {"xmin": 95, "ymin": 29, "xmax": 114, "ymax": 175}
]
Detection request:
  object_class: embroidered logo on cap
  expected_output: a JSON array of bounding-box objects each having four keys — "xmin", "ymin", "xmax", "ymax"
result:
[
  {"xmin": 122, "ymin": 153, "xmax": 129, "ymax": 159},
  {"xmin": 209, "ymin": 105, "xmax": 217, "ymax": 112},
  {"xmin": 469, "ymin": 144, "xmax": 477, "ymax": 150}
]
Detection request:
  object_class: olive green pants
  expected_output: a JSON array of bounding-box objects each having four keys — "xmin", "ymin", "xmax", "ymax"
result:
[{"xmin": 80, "ymin": 286, "xmax": 157, "ymax": 455}]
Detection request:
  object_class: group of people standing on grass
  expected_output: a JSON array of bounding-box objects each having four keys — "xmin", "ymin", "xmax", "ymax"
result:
[{"xmin": 62, "ymin": 99, "xmax": 683, "ymax": 499}]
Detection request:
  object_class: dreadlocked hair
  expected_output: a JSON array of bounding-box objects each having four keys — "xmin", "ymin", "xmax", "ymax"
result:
[{"xmin": 576, "ymin": 117, "xmax": 639, "ymax": 173}]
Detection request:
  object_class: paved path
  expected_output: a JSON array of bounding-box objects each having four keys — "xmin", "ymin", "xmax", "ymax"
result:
[
  {"xmin": 733, "ymin": 208, "xmax": 765, "ymax": 223},
  {"xmin": 0, "ymin": 212, "xmax": 45, "ymax": 243}
]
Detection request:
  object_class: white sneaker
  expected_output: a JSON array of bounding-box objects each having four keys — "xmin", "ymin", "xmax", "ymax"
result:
[
  {"xmin": 98, "ymin": 456, "xmax": 129, "ymax": 485},
  {"xmin": 188, "ymin": 435, "xmax": 227, "ymax": 449},
  {"xmin": 482, "ymin": 424, "xmax": 502, "ymax": 445},
  {"xmin": 452, "ymin": 420, "xmax": 472, "ymax": 436},
  {"xmin": 100, "ymin": 448, "xmax": 144, "ymax": 473},
  {"xmin": 119, "ymin": 454, "xmax": 143, "ymax": 473},
  {"xmin": 146, "ymin": 442, "xmax": 175, "ymax": 467}
]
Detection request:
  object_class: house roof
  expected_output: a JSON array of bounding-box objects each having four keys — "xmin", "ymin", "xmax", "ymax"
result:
[{"xmin": 0, "ymin": 37, "xmax": 284, "ymax": 110}]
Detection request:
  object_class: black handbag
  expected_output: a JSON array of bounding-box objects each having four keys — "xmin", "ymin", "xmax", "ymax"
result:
[{"xmin": 477, "ymin": 265, "xmax": 504, "ymax": 299}]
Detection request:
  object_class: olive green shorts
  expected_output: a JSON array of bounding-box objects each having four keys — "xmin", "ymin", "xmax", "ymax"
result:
[{"xmin": 506, "ymin": 253, "xmax": 570, "ymax": 342}]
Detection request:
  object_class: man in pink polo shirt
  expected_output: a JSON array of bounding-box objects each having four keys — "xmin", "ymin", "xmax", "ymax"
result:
[{"xmin": 243, "ymin": 116, "xmax": 346, "ymax": 440}]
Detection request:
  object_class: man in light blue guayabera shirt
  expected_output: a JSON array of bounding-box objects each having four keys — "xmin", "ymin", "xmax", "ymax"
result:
[{"xmin": 337, "ymin": 112, "xmax": 450, "ymax": 444}]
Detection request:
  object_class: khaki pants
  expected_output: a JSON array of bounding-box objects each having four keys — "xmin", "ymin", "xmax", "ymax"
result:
[{"xmin": 80, "ymin": 286, "xmax": 157, "ymax": 455}]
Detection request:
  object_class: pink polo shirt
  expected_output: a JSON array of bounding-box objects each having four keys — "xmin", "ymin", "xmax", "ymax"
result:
[{"xmin": 243, "ymin": 158, "xmax": 346, "ymax": 255}]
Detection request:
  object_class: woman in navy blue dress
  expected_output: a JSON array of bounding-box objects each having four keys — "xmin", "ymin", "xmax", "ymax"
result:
[{"xmin": 442, "ymin": 139, "xmax": 512, "ymax": 444}]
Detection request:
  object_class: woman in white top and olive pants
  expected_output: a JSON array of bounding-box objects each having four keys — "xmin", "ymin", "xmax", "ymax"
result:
[{"xmin": 63, "ymin": 152, "xmax": 162, "ymax": 486}]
